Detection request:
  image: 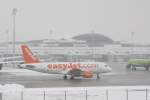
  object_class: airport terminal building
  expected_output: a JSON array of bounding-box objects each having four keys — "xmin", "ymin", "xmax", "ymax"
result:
[{"xmin": 0, "ymin": 33, "xmax": 150, "ymax": 62}]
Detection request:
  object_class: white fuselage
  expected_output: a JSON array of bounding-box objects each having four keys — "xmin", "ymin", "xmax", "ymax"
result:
[{"xmin": 19, "ymin": 62, "xmax": 111, "ymax": 75}]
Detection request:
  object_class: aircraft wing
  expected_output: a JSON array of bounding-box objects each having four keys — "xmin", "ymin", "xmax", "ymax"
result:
[
  {"xmin": 0, "ymin": 56, "xmax": 22, "ymax": 60},
  {"xmin": 0, "ymin": 61, "xmax": 24, "ymax": 64},
  {"xmin": 0, "ymin": 56, "xmax": 24, "ymax": 65},
  {"xmin": 0, "ymin": 60, "xmax": 24, "ymax": 70}
]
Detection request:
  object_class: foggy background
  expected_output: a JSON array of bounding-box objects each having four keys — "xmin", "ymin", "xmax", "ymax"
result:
[{"xmin": 0, "ymin": 0, "xmax": 149, "ymax": 44}]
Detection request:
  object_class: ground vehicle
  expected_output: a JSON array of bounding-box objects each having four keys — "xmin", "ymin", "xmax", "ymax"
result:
[{"xmin": 126, "ymin": 59, "xmax": 150, "ymax": 70}]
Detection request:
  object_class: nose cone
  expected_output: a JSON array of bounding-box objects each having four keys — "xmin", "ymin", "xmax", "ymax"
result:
[
  {"xmin": 104, "ymin": 66, "xmax": 112, "ymax": 73},
  {"xmin": 107, "ymin": 67, "xmax": 112, "ymax": 72}
]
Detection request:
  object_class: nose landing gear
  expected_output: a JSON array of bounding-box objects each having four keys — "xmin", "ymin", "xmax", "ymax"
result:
[{"xmin": 96, "ymin": 73, "xmax": 101, "ymax": 79}]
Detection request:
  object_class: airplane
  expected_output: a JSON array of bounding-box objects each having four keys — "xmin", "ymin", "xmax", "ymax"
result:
[{"xmin": 1, "ymin": 44, "xmax": 112, "ymax": 79}]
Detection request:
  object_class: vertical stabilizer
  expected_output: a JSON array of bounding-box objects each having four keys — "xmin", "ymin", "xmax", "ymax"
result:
[{"xmin": 21, "ymin": 45, "xmax": 40, "ymax": 64}]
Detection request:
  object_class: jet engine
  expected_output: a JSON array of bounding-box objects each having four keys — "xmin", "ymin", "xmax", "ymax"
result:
[{"xmin": 82, "ymin": 70, "xmax": 93, "ymax": 78}]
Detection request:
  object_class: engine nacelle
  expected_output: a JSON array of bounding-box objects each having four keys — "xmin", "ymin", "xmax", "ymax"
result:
[{"xmin": 82, "ymin": 70, "xmax": 93, "ymax": 78}]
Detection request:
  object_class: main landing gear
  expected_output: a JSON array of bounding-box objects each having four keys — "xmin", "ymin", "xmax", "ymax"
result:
[
  {"xmin": 63, "ymin": 75, "xmax": 68, "ymax": 79},
  {"xmin": 63, "ymin": 75, "xmax": 75, "ymax": 80},
  {"xmin": 63, "ymin": 74, "xmax": 101, "ymax": 80},
  {"xmin": 70, "ymin": 74, "xmax": 75, "ymax": 80}
]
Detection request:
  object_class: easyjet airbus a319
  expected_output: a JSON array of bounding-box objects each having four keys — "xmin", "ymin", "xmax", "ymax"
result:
[{"xmin": 17, "ymin": 45, "xmax": 112, "ymax": 79}]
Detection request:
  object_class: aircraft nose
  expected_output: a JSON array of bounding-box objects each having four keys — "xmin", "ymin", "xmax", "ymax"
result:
[{"xmin": 107, "ymin": 66, "xmax": 112, "ymax": 72}]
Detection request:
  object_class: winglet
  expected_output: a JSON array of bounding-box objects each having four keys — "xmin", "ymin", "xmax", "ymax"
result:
[{"xmin": 21, "ymin": 44, "xmax": 40, "ymax": 64}]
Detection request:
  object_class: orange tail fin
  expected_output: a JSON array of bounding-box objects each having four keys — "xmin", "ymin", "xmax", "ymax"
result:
[{"xmin": 21, "ymin": 45, "xmax": 40, "ymax": 64}]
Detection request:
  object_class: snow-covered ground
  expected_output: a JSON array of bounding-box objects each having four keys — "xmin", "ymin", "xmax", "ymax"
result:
[
  {"xmin": 1, "ymin": 66, "xmax": 122, "ymax": 76},
  {"xmin": 0, "ymin": 84, "xmax": 150, "ymax": 100}
]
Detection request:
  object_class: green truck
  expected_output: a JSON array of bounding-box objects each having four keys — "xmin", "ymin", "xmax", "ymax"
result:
[{"xmin": 126, "ymin": 59, "xmax": 150, "ymax": 70}]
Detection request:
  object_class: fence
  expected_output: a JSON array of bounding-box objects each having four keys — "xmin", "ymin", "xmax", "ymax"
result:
[{"xmin": 0, "ymin": 85, "xmax": 150, "ymax": 100}]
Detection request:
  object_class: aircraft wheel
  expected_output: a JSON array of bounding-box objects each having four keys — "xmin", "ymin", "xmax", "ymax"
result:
[
  {"xmin": 70, "ymin": 75, "xmax": 74, "ymax": 80},
  {"xmin": 126, "ymin": 64, "xmax": 131, "ymax": 71},
  {"xmin": 145, "ymin": 66, "xmax": 149, "ymax": 71},
  {"xmin": 131, "ymin": 65, "xmax": 136, "ymax": 71},
  {"xmin": 96, "ymin": 73, "xmax": 101, "ymax": 79},
  {"xmin": 63, "ymin": 75, "xmax": 68, "ymax": 79},
  {"xmin": 126, "ymin": 64, "xmax": 131, "ymax": 69},
  {"xmin": 133, "ymin": 67, "xmax": 136, "ymax": 70},
  {"xmin": 131, "ymin": 66, "xmax": 136, "ymax": 70}
]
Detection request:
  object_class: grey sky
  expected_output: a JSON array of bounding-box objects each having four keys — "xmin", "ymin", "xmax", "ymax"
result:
[{"xmin": 0, "ymin": 0, "xmax": 150, "ymax": 44}]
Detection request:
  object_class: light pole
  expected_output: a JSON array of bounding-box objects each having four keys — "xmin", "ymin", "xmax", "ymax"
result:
[
  {"xmin": 5, "ymin": 29, "xmax": 9, "ymax": 55},
  {"xmin": 49, "ymin": 29, "xmax": 53, "ymax": 38},
  {"xmin": 12, "ymin": 8, "xmax": 17, "ymax": 56},
  {"xmin": 91, "ymin": 30, "xmax": 95, "ymax": 60},
  {"xmin": 131, "ymin": 32, "xmax": 134, "ymax": 56}
]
